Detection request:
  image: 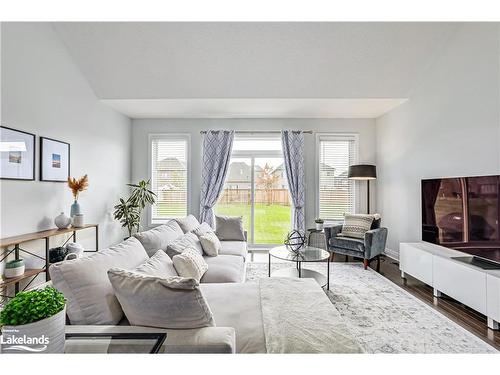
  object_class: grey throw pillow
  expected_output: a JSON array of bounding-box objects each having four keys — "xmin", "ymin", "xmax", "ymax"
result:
[
  {"xmin": 134, "ymin": 250, "xmax": 178, "ymax": 278},
  {"xmin": 215, "ymin": 215, "xmax": 245, "ymax": 241},
  {"xmin": 166, "ymin": 232, "xmax": 204, "ymax": 259},
  {"xmin": 192, "ymin": 222, "xmax": 214, "ymax": 237},
  {"xmin": 133, "ymin": 220, "xmax": 183, "ymax": 257},
  {"xmin": 108, "ymin": 269, "xmax": 215, "ymax": 329},
  {"xmin": 175, "ymin": 215, "xmax": 201, "ymax": 233}
]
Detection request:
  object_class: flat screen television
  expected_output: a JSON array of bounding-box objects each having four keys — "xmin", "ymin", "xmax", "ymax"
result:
[{"xmin": 422, "ymin": 174, "xmax": 500, "ymax": 265}]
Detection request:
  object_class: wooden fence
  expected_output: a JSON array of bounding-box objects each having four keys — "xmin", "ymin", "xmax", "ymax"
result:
[{"xmin": 218, "ymin": 188, "xmax": 290, "ymax": 206}]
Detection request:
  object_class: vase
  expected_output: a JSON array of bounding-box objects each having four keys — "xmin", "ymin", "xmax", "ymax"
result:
[
  {"xmin": 70, "ymin": 200, "xmax": 81, "ymax": 217},
  {"xmin": 54, "ymin": 212, "xmax": 71, "ymax": 229},
  {"xmin": 1, "ymin": 306, "xmax": 66, "ymax": 353},
  {"xmin": 72, "ymin": 214, "xmax": 84, "ymax": 228},
  {"xmin": 316, "ymin": 223, "xmax": 323, "ymax": 231}
]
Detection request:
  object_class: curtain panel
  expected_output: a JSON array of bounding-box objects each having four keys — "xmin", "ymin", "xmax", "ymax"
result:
[
  {"xmin": 281, "ymin": 130, "xmax": 305, "ymax": 232},
  {"xmin": 199, "ymin": 130, "xmax": 234, "ymax": 227}
]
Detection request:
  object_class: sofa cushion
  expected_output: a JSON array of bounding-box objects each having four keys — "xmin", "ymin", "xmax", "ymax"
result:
[
  {"xmin": 173, "ymin": 248, "xmax": 208, "ymax": 282},
  {"xmin": 329, "ymin": 236, "xmax": 365, "ymax": 252},
  {"xmin": 341, "ymin": 214, "xmax": 374, "ymax": 239},
  {"xmin": 49, "ymin": 237, "xmax": 148, "ymax": 325},
  {"xmin": 201, "ymin": 255, "xmax": 245, "ymax": 283},
  {"xmin": 108, "ymin": 268, "xmax": 215, "ymax": 329},
  {"xmin": 199, "ymin": 231, "xmax": 221, "ymax": 256},
  {"xmin": 219, "ymin": 241, "xmax": 248, "ymax": 260},
  {"xmin": 166, "ymin": 232, "xmax": 204, "ymax": 259},
  {"xmin": 192, "ymin": 222, "xmax": 214, "ymax": 237},
  {"xmin": 215, "ymin": 215, "xmax": 245, "ymax": 241},
  {"xmin": 175, "ymin": 214, "xmax": 201, "ymax": 233},
  {"xmin": 133, "ymin": 220, "xmax": 183, "ymax": 257},
  {"xmin": 371, "ymin": 214, "xmax": 382, "ymax": 230},
  {"xmin": 135, "ymin": 250, "xmax": 178, "ymax": 278}
]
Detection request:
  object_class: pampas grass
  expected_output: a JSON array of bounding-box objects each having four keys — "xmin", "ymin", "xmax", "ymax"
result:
[{"xmin": 67, "ymin": 174, "xmax": 89, "ymax": 200}]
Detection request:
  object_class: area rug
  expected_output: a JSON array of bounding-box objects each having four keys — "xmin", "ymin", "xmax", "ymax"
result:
[{"xmin": 246, "ymin": 262, "xmax": 498, "ymax": 353}]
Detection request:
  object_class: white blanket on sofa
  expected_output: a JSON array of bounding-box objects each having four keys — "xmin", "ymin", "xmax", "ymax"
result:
[{"xmin": 259, "ymin": 277, "xmax": 363, "ymax": 353}]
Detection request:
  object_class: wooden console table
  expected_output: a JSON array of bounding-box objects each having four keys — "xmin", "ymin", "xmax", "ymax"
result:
[{"xmin": 0, "ymin": 224, "xmax": 98, "ymax": 298}]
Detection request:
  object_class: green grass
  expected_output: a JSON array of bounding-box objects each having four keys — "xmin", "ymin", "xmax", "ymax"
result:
[{"xmin": 215, "ymin": 203, "xmax": 291, "ymax": 244}]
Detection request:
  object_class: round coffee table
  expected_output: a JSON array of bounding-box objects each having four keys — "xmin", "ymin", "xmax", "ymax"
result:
[{"xmin": 268, "ymin": 245, "xmax": 330, "ymax": 290}]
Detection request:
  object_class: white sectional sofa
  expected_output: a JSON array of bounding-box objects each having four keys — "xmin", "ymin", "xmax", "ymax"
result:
[{"xmin": 49, "ymin": 216, "xmax": 362, "ymax": 354}]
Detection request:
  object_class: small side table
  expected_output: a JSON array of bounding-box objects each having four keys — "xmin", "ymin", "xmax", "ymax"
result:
[{"xmin": 307, "ymin": 228, "xmax": 327, "ymax": 250}]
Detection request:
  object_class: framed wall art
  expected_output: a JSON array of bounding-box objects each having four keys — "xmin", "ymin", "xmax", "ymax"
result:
[
  {"xmin": 40, "ymin": 137, "xmax": 70, "ymax": 182},
  {"xmin": 0, "ymin": 125, "xmax": 36, "ymax": 181}
]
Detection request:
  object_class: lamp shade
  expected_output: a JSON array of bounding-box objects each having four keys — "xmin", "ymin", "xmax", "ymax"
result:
[{"xmin": 348, "ymin": 164, "xmax": 377, "ymax": 180}]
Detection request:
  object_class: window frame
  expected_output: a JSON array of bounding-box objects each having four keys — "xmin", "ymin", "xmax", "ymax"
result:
[
  {"xmin": 148, "ymin": 133, "xmax": 191, "ymax": 225},
  {"xmin": 315, "ymin": 133, "xmax": 359, "ymax": 223}
]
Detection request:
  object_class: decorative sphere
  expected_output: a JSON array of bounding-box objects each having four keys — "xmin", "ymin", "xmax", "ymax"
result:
[{"xmin": 284, "ymin": 230, "xmax": 307, "ymax": 252}]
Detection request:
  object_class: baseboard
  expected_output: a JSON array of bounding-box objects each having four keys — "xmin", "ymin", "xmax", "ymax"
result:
[{"xmin": 384, "ymin": 247, "xmax": 399, "ymax": 261}]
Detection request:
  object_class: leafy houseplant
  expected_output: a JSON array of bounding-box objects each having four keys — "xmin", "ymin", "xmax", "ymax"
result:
[
  {"xmin": 114, "ymin": 179, "xmax": 156, "ymax": 238},
  {"xmin": 0, "ymin": 287, "xmax": 66, "ymax": 353},
  {"xmin": 315, "ymin": 218, "xmax": 324, "ymax": 230}
]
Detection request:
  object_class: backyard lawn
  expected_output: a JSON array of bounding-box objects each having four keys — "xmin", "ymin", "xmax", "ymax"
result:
[{"xmin": 215, "ymin": 203, "xmax": 291, "ymax": 244}]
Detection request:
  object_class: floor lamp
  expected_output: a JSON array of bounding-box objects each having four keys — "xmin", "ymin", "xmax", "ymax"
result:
[{"xmin": 348, "ymin": 164, "xmax": 377, "ymax": 214}]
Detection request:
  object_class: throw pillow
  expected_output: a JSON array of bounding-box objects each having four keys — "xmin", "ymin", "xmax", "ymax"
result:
[
  {"xmin": 172, "ymin": 247, "xmax": 208, "ymax": 282},
  {"xmin": 199, "ymin": 231, "xmax": 221, "ymax": 256},
  {"xmin": 175, "ymin": 214, "xmax": 201, "ymax": 233},
  {"xmin": 108, "ymin": 269, "xmax": 215, "ymax": 329},
  {"xmin": 166, "ymin": 232, "xmax": 204, "ymax": 259},
  {"xmin": 341, "ymin": 214, "xmax": 375, "ymax": 239},
  {"xmin": 215, "ymin": 215, "xmax": 245, "ymax": 241},
  {"xmin": 133, "ymin": 220, "xmax": 183, "ymax": 257},
  {"xmin": 192, "ymin": 222, "xmax": 214, "ymax": 237},
  {"xmin": 134, "ymin": 250, "xmax": 178, "ymax": 278}
]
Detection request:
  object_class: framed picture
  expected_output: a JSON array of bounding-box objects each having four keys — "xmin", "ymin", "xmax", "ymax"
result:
[
  {"xmin": 0, "ymin": 125, "xmax": 36, "ymax": 181},
  {"xmin": 40, "ymin": 137, "xmax": 70, "ymax": 182}
]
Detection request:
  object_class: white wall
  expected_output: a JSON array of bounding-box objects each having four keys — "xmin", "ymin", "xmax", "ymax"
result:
[
  {"xmin": 1, "ymin": 23, "xmax": 132, "ymax": 280},
  {"xmin": 131, "ymin": 118, "xmax": 377, "ymax": 232},
  {"xmin": 376, "ymin": 24, "xmax": 500, "ymax": 259}
]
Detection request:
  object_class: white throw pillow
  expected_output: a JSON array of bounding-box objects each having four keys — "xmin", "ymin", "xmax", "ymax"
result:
[
  {"xmin": 133, "ymin": 220, "xmax": 183, "ymax": 257},
  {"xmin": 199, "ymin": 231, "xmax": 221, "ymax": 257},
  {"xmin": 108, "ymin": 269, "xmax": 215, "ymax": 329},
  {"xmin": 341, "ymin": 214, "xmax": 375, "ymax": 239},
  {"xmin": 172, "ymin": 248, "xmax": 208, "ymax": 282},
  {"xmin": 175, "ymin": 214, "xmax": 201, "ymax": 233},
  {"xmin": 166, "ymin": 232, "xmax": 204, "ymax": 259},
  {"xmin": 192, "ymin": 222, "xmax": 214, "ymax": 237},
  {"xmin": 134, "ymin": 250, "xmax": 178, "ymax": 278},
  {"xmin": 215, "ymin": 215, "xmax": 246, "ymax": 241}
]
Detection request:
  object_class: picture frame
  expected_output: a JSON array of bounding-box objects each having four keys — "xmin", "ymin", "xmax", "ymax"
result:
[
  {"xmin": 0, "ymin": 125, "xmax": 36, "ymax": 181},
  {"xmin": 40, "ymin": 137, "xmax": 70, "ymax": 182}
]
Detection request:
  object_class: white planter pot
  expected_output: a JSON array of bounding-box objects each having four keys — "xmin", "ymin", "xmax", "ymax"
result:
[
  {"xmin": 315, "ymin": 223, "xmax": 323, "ymax": 231},
  {"xmin": 1, "ymin": 306, "xmax": 66, "ymax": 354}
]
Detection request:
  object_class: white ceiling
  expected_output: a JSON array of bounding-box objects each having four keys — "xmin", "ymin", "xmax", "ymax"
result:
[
  {"xmin": 52, "ymin": 22, "xmax": 457, "ymax": 118},
  {"xmin": 100, "ymin": 98, "xmax": 407, "ymax": 119}
]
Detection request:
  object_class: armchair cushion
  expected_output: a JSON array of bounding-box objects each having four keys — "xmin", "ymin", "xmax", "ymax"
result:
[{"xmin": 329, "ymin": 236, "xmax": 365, "ymax": 253}]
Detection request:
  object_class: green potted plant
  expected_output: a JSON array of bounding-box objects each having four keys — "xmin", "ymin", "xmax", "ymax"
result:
[
  {"xmin": 114, "ymin": 179, "xmax": 156, "ymax": 238},
  {"xmin": 0, "ymin": 287, "xmax": 66, "ymax": 353},
  {"xmin": 315, "ymin": 218, "xmax": 324, "ymax": 231}
]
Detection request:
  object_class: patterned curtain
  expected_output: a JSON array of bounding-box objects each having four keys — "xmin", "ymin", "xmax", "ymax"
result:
[
  {"xmin": 199, "ymin": 130, "xmax": 234, "ymax": 227},
  {"xmin": 281, "ymin": 130, "xmax": 305, "ymax": 231}
]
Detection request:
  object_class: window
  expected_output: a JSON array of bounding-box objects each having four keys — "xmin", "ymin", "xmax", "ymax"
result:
[
  {"xmin": 215, "ymin": 135, "xmax": 291, "ymax": 245},
  {"xmin": 150, "ymin": 135, "xmax": 189, "ymax": 223},
  {"xmin": 317, "ymin": 134, "xmax": 357, "ymax": 220}
]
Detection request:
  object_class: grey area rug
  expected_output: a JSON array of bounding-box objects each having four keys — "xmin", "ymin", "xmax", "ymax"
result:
[{"xmin": 246, "ymin": 262, "xmax": 498, "ymax": 353}]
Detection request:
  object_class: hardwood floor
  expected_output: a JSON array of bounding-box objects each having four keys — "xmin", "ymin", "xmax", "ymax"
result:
[
  {"xmin": 251, "ymin": 252, "xmax": 500, "ymax": 350},
  {"xmin": 365, "ymin": 255, "xmax": 500, "ymax": 350}
]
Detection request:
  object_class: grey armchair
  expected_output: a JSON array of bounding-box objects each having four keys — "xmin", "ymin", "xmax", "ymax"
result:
[{"xmin": 324, "ymin": 220, "xmax": 388, "ymax": 271}]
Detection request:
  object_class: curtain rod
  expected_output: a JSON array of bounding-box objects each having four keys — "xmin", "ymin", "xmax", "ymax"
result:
[{"xmin": 199, "ymin": 130, "xmax": 313, "ymax": 134}]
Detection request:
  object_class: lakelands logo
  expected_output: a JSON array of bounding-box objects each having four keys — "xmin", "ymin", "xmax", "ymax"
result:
[{"xmin": 1, "ymin": 329, "xmax": 49, "ymax": 352}]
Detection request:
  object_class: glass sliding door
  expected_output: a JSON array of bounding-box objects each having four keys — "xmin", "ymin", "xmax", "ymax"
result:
[{"xmin": 215, "ymin": 136, "xmax": 291, "ymax": 245}]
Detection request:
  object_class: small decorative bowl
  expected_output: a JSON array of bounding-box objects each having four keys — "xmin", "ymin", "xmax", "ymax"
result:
[{"xmin": 4, "ymin": 259, "xmax": 25, "ymax": 278}]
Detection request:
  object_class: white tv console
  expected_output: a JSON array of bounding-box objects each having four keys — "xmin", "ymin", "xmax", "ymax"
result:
[{"xmin": 400, "ymin": 242, "xmax": 500, "ymax": 330}]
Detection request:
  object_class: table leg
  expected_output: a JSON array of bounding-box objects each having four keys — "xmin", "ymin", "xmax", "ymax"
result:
[
  {"xmin": 327, "ymin": 258, "xmax": 330, "ymax": 290},
  {"xmin": 96, "ymin": 225, "xmax": 99, "ymax": 251},
  {"xmin": 268, "ymin": 253, "xmax": 271, "ymax": 277},
  {"xmin": 45, "ymin": 237, "xmax": 51, "ymax": 281},
  {"xmin": 298, "ymin": 261, "xmax": 302, "ymax": 278}
]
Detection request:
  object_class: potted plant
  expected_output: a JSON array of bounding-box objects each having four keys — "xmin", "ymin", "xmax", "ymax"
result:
[
  {"xmin": 0, "ymin": 287, "xmax": 66, "ymax": 353},
  {"xmin": 315, "ymin": 218, "xmax": 324, "ymax": 231},
  {"xmin": 113, "ymin": 179, "xmax": 156, "ymax": 238}
]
